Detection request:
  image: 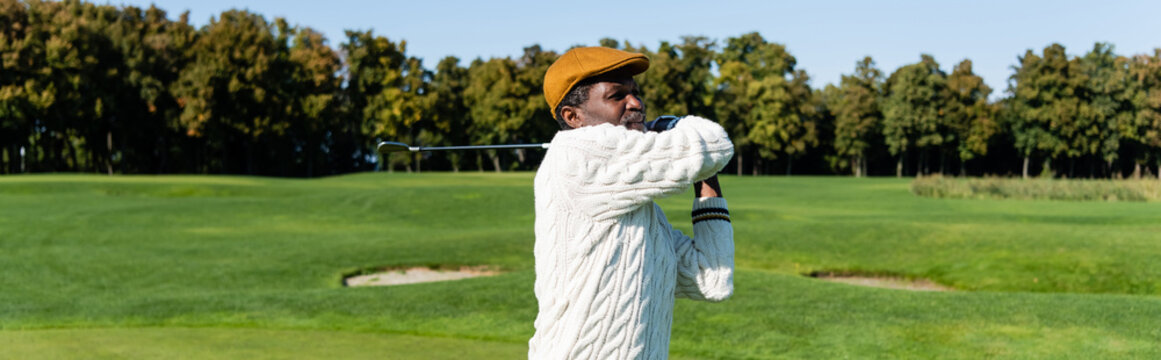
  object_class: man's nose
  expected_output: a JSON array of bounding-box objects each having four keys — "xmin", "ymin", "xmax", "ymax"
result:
[{"xmin": 626, "ymin": 93, "xmax": 643, "ymax": 110}]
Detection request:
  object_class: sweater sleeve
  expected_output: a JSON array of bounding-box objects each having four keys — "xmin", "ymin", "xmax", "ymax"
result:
[
  {"xmin": 550, "ymin": 116, "xmax": 734, "ymax": 221},
  {"xmin": 673, "ymin": 197, "xmax": 734, "ymax": 302}
]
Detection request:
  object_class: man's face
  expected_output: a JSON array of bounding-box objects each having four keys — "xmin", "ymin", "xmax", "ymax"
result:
[{"xmin": 569, "ymin": 76, "xmax": 647, "ymax": 132}]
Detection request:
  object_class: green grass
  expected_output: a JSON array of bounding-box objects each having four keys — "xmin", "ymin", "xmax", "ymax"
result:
[
  {"xmin": 0, "ymin": 328, "xmax": 526, "ymax": 359},
  {"xmin": 1, "ymin": 173, "xmax": 1160, "ymax": 358}
]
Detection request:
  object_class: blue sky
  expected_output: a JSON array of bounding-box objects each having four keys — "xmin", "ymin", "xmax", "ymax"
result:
[{"xmin": 113, "ymin": 0, "xmax": 1161, "ymax": 99}]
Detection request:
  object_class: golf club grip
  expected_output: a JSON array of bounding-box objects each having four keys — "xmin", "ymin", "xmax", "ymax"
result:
[{"xmin": 645, "ymin": 115, "xmax": 682, "ymax": 132}]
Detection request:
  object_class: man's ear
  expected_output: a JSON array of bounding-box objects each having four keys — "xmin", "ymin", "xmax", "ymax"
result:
[{"xmin": 561, "ymin": 105, "xmax": 585, "ymax": 129}]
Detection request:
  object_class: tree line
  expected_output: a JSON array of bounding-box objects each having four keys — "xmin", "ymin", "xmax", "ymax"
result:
[{"xmin": 2, "ymin": 1, "xmax": 1160, "ymax": 178}]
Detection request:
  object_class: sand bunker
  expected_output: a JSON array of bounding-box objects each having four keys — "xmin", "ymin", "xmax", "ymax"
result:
[
  {"xmin": 808, "ymin": 272, "xmax": 954, "ymax": 292},
  {"xmin": 344, "ymin": 266, "xmax": 499, "ymax": 287}
]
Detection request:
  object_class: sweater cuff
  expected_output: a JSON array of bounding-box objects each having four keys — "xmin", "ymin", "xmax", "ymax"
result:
[{"xmin": 692, "ymin": 197, "xmax": 730, "ymax": 224}]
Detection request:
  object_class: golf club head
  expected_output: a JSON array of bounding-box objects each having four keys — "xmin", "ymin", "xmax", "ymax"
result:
[{"xmin": 377, "ymin": 141, "xmax": 413, "ymax": 153}]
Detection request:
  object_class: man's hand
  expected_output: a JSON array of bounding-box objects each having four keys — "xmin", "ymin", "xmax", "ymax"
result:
[{"xmin": 694, "ymin": 175, "xmax": 723, "ymax": 198}]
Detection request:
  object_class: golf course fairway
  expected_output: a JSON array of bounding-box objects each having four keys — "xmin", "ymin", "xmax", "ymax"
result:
[{"xmin": 1, "ymin": 173, "xmax": 1159, "ymax": 359}]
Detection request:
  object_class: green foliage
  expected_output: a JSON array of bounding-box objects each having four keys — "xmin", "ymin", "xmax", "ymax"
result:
[
  {"xmin": 427, "ymin": 56, "xmax": 472, "ymax": 171},
  {"xmin": 463, "ymin": 57, "xmax": 521, "ymax": 172},
  {"xmin": 5, "ymin": 1, "xmax": 1161, "ymax": 178},
  {"xmin": 1126, "ymin": 50, "xmax": 1161, "ymax": 175},
  {"xmin": 945, "ymin": 59, "xmax": 998, "ymax": 170},
  {"xmin": 462, "ymin": 45, "xmax": 556, "ymax": 172},
  {"xmin": 341, "ymin": 30, "xmax": 425, "ymax": 171},
  {"xmin": 1077, "ymin": 43, "xmax": 1132, "ymax": 167},
  {"xmin": 0, "ymin": 0, "xmax": 44, "ymax": 173},
  {"xmin": 628, "ymin": 36, "xmax": 716, "ymax": 119},
  {"xmin": 1008, "ymin": 44, "xmax": 1087, "ymax": 177},
  {"xmin": 827, "ymin": 56, "xmax": 883, "ymax": 176},
  {"xmin": 597, "ymin": 37, "xmax": 619, "ymax": 49},
  {"xmin": 882, "ymin": 54, "xmax": 948, "ymax": 176},
  {"xmin": 512, "ymin": 45, "xmax": 558, "ymax": 144},
  {"xmin": 714, "ymin": 32, "xmax": 817, "ymax": 174},
  {"xmin": 176, "ymin": 10, "xmax": 286, "ymax": 141},
  {"xmin": 285, "ymin": 27, "xmax": 343, "ymax": 176}
]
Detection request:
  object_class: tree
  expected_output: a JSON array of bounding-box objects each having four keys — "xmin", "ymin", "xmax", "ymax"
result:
[
  {"xmin": 2, "ymin": 1, "xmax": 201, "ymax": 175},
  {"xmin": 340, "ymin": 29, "xmax": 412, "ymax": 172},
  {"xmin": 882, "ymin": 54, "xmax": 948, "ymax": 177},
  {"xmin": 426, "ymin": 56, "xmax": 470, "ymax": 171},
  {"xmin": 1009, "ymin": 44, "xmax": 1086, "ymax": 178},
  {"xmin": 396, "ymin": 56, "xmax": 432, "ymax": 172},
  {"xmin": 714, "ymin": 32, "xmax": 815, "ymax": 175},
  {"xmin": 464, "ymin": 56, "xmax": 519, "ymax": 172},
  {"xmin": 629, "ymin": 36, "xmax": 716, "ymax": 119},
  {"xmin": 458, "ymin": 46, "xmax": 559, "ymax": 173},
  {"xmin": 1077, "ymin": 43, "xmax": 1132, "ymax": 177},
  {"xmin": 21, "ymin": 9, "xmax": 1161, "ymax": 178},
  {"xmin": 21, "ymin": 0, "xmax": 136, "ymax": 175},
  {"xmin": 105, "ymin": 4, "xmax": 195, "ymax": 174},
  {"xmin": 945, "ymin": 59, "xmax": 997, "ymax": 176},
  {"xmin": 286, "ymin": 26, "xmax": 341, "ymax": 176},
  {"xmin": 511, "ymin": 45, "xmax": 558, "ymax": 168},
  {"xmin": 172, "ymin": 10, "xmax": 289, "ymax": 174},
  {"xmin": 0, "ymin": 0, "xmax": 41, "ymax": 173},
  {"xmin": 598, "ymin": 37, "xmax": 620, "ymax": 49},
  {"xmin": 829, "ymin": 56, "xmax": 883, "ymax": 177},
  {"xmin": 1127, "ymin": 50, "xmax": 1161, "ymax": 178},
  {"xmin": 783, "ymin": 69, "xmax": 821, "ymax": 174}
]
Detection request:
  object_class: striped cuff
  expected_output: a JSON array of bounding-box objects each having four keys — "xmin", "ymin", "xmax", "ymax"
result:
[{"xmin": 692, "ymin": 197, "xmax": 730, "ymax": 224}]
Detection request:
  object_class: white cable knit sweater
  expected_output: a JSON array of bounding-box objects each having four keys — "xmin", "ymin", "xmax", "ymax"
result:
[{"xmin": 529, "ymin": 116, "xmax": 736, "ymax": 360}]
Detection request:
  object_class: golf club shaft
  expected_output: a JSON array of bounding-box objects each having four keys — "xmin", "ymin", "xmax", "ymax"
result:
[
  {"xmin": 415, "ymin": 143, "xmax": 549, "ymax": 151},
  {"xmin": 378, "ymin": 141, "xmax": 549, "ymax": 153}
]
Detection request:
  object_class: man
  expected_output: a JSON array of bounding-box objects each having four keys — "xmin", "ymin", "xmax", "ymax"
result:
[{"xmin": 529, "ymin": 46, "xmax": 735, "ymax": 359}]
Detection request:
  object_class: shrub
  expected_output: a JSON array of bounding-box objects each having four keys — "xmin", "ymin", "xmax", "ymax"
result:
[{"xmin": 910, "ymin": 175, "xmax": 1161, "ymax": 202}]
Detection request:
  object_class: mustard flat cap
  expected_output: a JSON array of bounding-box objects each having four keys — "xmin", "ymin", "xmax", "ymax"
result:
[{"xmin": 544, "ymin": 47, "xmax": 650, "ymax": 119}]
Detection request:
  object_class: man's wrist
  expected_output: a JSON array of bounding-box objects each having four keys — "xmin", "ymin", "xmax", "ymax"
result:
[{"xmin": 694, "ymin": 175, "xmax": 723, "ymax": 198}]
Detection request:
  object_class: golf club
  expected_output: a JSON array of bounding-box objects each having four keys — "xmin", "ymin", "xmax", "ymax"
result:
[
  {"xmin": 378, "ymin": 141, "xmax": 549, "ymax": 153},
  {"xmin": 377, "ymin": 116, "xmax": 683, "ymax": 154}
]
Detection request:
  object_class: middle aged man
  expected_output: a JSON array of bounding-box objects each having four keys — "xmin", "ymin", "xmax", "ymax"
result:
[{"xmin": 529, "ymin": 46, "xmax": 736, "ymax": 359}]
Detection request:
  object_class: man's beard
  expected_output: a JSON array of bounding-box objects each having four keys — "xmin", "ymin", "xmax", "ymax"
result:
[{"xmin": 621, "ymin": 109, "xmax": 645, "ymax": 124}]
